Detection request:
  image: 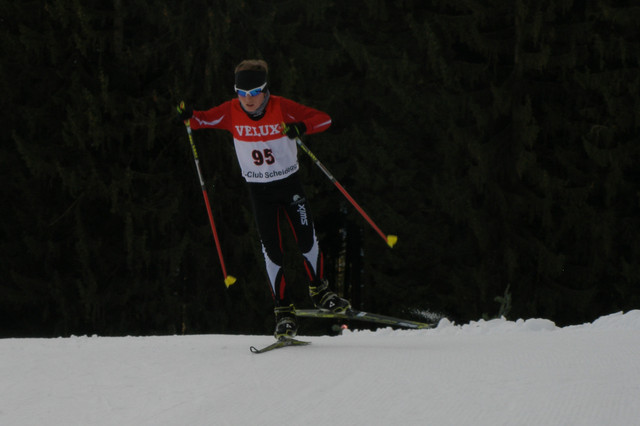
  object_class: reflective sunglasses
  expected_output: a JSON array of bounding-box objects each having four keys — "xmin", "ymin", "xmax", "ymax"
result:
[{"xmin": 234, "ymin": 82, "xmax": 267, "ymax": 97}]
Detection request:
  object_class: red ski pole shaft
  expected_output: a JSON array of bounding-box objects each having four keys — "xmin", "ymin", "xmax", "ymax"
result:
[
  {"xmin": 180, "ymin": 104, "xmax": 236, "ymax": 287},
  {"xmin": 295, "ymin": 137, "xmax": 397, "ymax": 248}
]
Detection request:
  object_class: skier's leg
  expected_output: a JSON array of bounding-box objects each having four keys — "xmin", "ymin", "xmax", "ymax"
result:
[
  {"xmin": 283, "ymin": 185, "xmax": 351, "ymax": 313},
  {"xmin": 250, "ymin": 187, "xmax": 298, "ymax": 338},
  {"xmin": 284, "ymin": 191, "xmax": 323, "ymax": 282},
  {"xmin": 249, "ymin": 186, "xmax": 290, "ymax": 305}
]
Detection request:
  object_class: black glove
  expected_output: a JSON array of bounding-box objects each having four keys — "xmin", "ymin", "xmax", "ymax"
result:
[
  {"xmin": 282, "ymin": 122, "xmax": 306, "ymax": 139},
  {"xmin": 176, "ymin": 102, "xmax": 193, "ymax": 122}
]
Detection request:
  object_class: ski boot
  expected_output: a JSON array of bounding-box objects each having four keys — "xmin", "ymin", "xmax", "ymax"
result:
[
  {"xmin": 274, "ymin": 304, "xmax": 298, "ymax": 339},
  {"xmin": 309, "ymin": 279, "xmax": 351, "ymax": 313}
]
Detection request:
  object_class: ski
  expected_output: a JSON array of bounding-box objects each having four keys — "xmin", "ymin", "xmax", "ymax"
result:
[
  {"xmin": 249, "ymin": 337, "xmax": 311, "ymax": 354},
  {"xmin": 295, "ymin": 309, "xmax": 436, "ymax": 329}
]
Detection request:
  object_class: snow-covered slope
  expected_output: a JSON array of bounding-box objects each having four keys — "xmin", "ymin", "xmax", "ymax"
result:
[{"xmin": 2, "ymin": 311, "xmax": 639, "ymax": 426}]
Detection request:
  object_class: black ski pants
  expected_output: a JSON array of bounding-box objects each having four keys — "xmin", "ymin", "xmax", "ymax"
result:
[{"xmin": 247, "ymin": 173, "xmax": 324, "ymax": 306}]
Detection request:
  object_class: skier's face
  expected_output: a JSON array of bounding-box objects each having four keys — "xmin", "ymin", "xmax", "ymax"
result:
[{"xmin": 238, "ymin": 91, "xmax": 265, "ymax": 112}]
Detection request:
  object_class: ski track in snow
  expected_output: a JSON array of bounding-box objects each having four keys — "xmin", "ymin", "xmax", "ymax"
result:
[{"xmin": 1, "ymin": 311, "xmax": 640, "ymax": 426}]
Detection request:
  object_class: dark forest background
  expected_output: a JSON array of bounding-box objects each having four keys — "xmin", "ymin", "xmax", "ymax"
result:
[{"xmin": 2, "ymin": 0, "xmax": 639, "ymax": 337}]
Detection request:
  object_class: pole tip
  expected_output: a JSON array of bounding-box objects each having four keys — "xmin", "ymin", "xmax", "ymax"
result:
[
  {"xmin": 224, "ymin": 276, "xmax": 237, "ymax": 287},
  {"xmin": 387, "ymin": 235, "xmax": 398, "ymax": 248}
]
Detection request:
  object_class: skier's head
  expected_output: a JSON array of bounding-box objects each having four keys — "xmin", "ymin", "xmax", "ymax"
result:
[
  {"xmin": 234, "ymin": 60, "xmax": 268, "ymax": 94},
  {"xmin": 234, "ymin": 59, "xmax": 269, "ymax": 114}
]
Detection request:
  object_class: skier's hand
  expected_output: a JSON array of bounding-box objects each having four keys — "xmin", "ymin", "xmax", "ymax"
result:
[
  {"xmin": 176, "ymin": 102, "xmax": 193, "ymax": 122},
  {"xmin": 282, "ymin": 122, "xmax": 306, "ymax": 139}
]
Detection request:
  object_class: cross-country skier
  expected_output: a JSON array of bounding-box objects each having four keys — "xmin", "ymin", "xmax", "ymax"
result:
[{"xmin": 177, "ymin": 59, "xmax": 350, "ymax": 339}]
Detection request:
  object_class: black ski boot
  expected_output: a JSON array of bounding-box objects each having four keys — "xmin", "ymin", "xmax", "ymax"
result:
[
  {"xmin": 309, "ymin": 279, "xmax": 351, "ymax": 313},
  {"xmin": 274, "ymin": 304, "xmax": 298, "ymax": 339}
]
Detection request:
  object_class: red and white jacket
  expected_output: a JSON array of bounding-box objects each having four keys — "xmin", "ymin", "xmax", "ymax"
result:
[{"xmin": 190, "ymin": 95, "xmax": 331, "ymax": 183}]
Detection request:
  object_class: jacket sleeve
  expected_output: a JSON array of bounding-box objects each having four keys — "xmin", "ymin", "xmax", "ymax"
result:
[
  {"xmin": 279, "ymin": 98, "xmax": 332, "ymax": 135},
  {"xmin": 189, "ymin": 101, "xmax": 233, "ymax": 131}
]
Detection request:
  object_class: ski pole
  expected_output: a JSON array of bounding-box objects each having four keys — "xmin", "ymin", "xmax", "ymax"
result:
[
  {"xmin": 179, "ymin": 102, "xmax": 236, "ymax": 287},
  {"xmin": 295, "ymin": 136, "xmax": 398, "ymax": 248}
]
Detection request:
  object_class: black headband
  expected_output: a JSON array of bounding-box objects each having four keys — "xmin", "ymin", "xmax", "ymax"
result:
[{"xmin": 235, "ymin": 70, "xmax": 267, "ymax": 90}]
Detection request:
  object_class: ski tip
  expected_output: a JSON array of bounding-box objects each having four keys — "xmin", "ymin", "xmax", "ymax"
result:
[
  {"xmin": 386, "ymin": 234, "xmax": 398, "ymax": 248},
  {"xmin": 224, "ymin": 275, "xmax": 237, "ymax": 287}
]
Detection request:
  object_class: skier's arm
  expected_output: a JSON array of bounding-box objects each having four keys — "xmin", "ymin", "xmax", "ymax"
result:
[
  {"xmin": 280, "ymin": 98, "xmax": 331, "ymax": 135},
  {"xmin": 189, "ymin": 101, "xmax": 233, "ymax": 131}
]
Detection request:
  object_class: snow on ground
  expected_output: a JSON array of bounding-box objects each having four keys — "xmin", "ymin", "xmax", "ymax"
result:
[{"xmin": 1, "ymin": 310, "xmax": 640, "ymax": 426}]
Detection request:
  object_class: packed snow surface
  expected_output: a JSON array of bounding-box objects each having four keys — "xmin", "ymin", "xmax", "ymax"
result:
[{"xmin": 2, "ymin": 311, "xmax": 640, "ymax": 426}]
